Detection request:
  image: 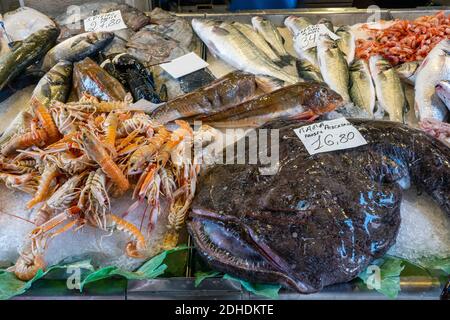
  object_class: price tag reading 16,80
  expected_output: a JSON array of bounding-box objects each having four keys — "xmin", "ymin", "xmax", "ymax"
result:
[{"xmin": 293, "ymin": 118, "xmax": 368, "ymax": 155}]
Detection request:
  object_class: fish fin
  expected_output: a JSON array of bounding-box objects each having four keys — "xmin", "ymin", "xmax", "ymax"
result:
[
  {"xmin": 212, "ymin": 26, "xmax": 230, "ymax": 36},
  {"xmin": 255, "ymin": 76, "xmax": 284, "ymax": 93}
]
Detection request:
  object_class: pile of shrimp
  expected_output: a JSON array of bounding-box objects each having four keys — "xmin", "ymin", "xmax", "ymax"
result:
[
  {"xmin": 356, "ymin": 11, "xmax": 450, "ymax": 65},
  {"xmin": 0, "ymin": 93, "xmax": 199, "ymax": 281}
]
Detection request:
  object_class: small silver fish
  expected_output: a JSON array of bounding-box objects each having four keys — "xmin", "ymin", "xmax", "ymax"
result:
[
  {"xmin": 349, "ymin": 59, "xmax": 375, "ymax": 116},
  {"xmin": 394, "ymin": 61, "xmax": 420, "ymax": 85},
  {"xmin": 335, "ymin": 26, "xmax": 355, "ymax": 65}
]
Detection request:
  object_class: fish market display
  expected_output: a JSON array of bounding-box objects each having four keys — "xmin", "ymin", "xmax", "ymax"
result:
[
  {"xmin": 192, "ymin": 19, "xmax": 299, "ymax": 84},
  {"xmin": 188, "ymin": 119, "xmax": 450, "ymax": 293},
  {"xmin": 335, "ymin": 26, "xmax": 356, "ymax": 65},
  {"xmin": 349, "ymin": 59, "xmax": 376, "ymax": 116},
  {"xmin": 2, "ymin": 7, "xmax": 56, "ymax": 42},
  {"xmin": 436, "ymin": 80, "xmax": 450, "ymax": 110},
  {"xmin": 101, "ymin": 53, "xmax": 164, "ymax": 103},
  {"xmin": 201, "ymin": 82, "xmax": 343, "ymax": 127},
  {"xmin": 251, "ymin": 16, "xmax": 291, "ymax": 63},
  {"xmin": 0, "ymin": 27, "xmax": 59, "ymax": 91},
  {"xmin": 31, "ymin": 61, "xmax": 73, "ymax": 107},
  {"xmin": 356, "ymin": 12, "xmax": 450, "ymax": 65},
  {"xmin": 317, "ymin": 35, "xmax": 351, "ymax": 102},
  {"xmin": 73, "ymin": 57, "xmax": 129, "ymax": 102},
  {"xmin": 369, "ymin": 55, "xmax": 408, "ymax": 122},
  {"xmin": 232, "ymin": 22, "xmax": 286, "ymax": 67},
  {"xmin": 42, "ymin": 32, "xmax": 115, "ymax": 71},
  {"xmin": 150, "ymin": 71, "xmax": 257, "ymax": 124},
  {"xmin": 0, "ymin": 94, "xmax": 197, "ymax": 281},
  {"xmin": 414, "ymin": 39, "xmax": 450, "ymax": 121}
]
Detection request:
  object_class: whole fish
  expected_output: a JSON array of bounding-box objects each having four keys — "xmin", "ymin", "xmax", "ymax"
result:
[
  {"xmin": 436, "ymin": 80, "xmax": 450, "ymax": 111},
  {"xmin": 394, "ymin": 61, "xmax": 420, "ymax": 85},
  {"xmin": 201, "ymin": 82, "xmax": 343, "ymax": 128},
  {"xmin": 42, "ymin": 32, "xmax": 114, "ymax": 71},
  {"xmin": 317, "ymin": 35, "xmax": 350, "ymax": 102},
  {"xmin": 232, "ymin": 22, "xmax": 285, "ymax": 67},
  {"xmin": 73, "ymin": 57, "xmax": 128, "ymax": 102},
  {"xmin": 296, "ymin": 59, "xmax": 323, "ymax": 82},
  {"xmin": 126, "ymin": 29, "xmax": 189, "ymax": 66},
  {"xmin": 3, "ymin": 7, "xmax": 56, "ymax": 42},
  {"xmin": 188, "ymin": 119, "xmax": 450, "ymax": 293},
  {"xmin": 31, "ymin": 61, "xmax": 73, "ymax": 107},
  {"xmin": 335, "ymin": 26, "xmax": 355, "ymax": 64},
  {"xmin": 192, "ymin": 19, "xmax": 299, "ymax": 84},
  {"xmin": 349, "ymin": 59, "xmax": 375, "ymax": 115},
  {"xmin": 251, "ymin": 16, "xmax": 291, "ymax": 63},
  {"xmin": 150, "ymin": 71, "xmax": 257, "ymax": 124},
  {"xmin": 285, "ymin": 16, "xmax": 318, "ymax": 68},
  {"xmin": 414, "ymin": 39, "xmax": 450, "ymax": 121},
  {"xmin": 0, "ymin": 27, "xmax": 59, "ymax": 91},
  {"xmin": 369, "ymin": 55, "xmax": 408, "ymax": 122}
]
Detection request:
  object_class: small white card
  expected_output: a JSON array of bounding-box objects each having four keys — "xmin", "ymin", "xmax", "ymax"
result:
[
  {"xmin": 160, "ymin": 52, "xmax": 209, "ymax": 79},
  {"xmin": 84, "ymin": 10, "xmax": 127, "ymax": 32},
  {"xmin": 294, "ymin": 24, "xmax": 340, "ymax": 50},
  {"xmin": 293, "ymin": 118, "xmax": 368, "ymax": 155}
]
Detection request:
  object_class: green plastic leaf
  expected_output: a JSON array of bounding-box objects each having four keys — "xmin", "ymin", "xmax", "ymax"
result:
[
  {"xmin": 359, "ymin": 256, "xmax": 405, "ymax": 299},
  {"xmin": 0, "ymin": 259, "xmax": 93, "ymax": 300},
  {"xmin": 194, "ymin": 271, "xmax": 221, "ymax": 287},
  {"xmin": 80, "ymin": 246, "xmax": 189, "ymax": 290},
  {"xmin": 223, "ymin": 274, "xmax": 281, "ymax": 299}
]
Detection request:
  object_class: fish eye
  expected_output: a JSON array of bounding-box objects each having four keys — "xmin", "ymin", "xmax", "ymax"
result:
[
  {"xmin": 296, "ymin": 200, "xmax": 310, "ymax": 211},
  {"xmin": 320, "ymin": 87, "xmax": 327, "ymax": 94}
]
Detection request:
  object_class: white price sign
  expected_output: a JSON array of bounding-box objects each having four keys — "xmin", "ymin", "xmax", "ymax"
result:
[
  {"xmin": 294, "ymin": 24, "xmax": 340, "ymax": 50},
  {"xmin": 293, "ymin": 118, "xmax": 367, "ymax": 155},
  {"xmin": 160, "ymin": 52, "xmax": 209, "ymax": 79},
  {"xmin": 84, "ymin": 10, "xmax": 127, "ymax": 32}
]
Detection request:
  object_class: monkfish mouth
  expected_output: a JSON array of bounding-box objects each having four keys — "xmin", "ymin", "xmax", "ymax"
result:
[{"xmin": 187, "ymin": 208, "xmax": 317, "ymax": 293}]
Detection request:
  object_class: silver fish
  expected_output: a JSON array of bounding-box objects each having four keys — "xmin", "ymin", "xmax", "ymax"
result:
[
  {"xmin": 232, "ymin": 21, "xmax": 285, "ymax": 67},
  {"xmin": 435, "ymin": 80, "xmax": 450, "ymax": 111},
  {"xmin": 251, "ymin": 16, "xmax": 290, "ymax": 62},
  {"xmin": 31, "ymin": 61, "xmax": 73, "ymax": 107},
  {"xmin": 369, "ymin": 55, "xmax": 408, "ymax": 122},
  {"xmin": 335, "ymin": 26, "xmax": 355, "ymax": 65},
  {"xmin": 317, "ymin": 35, "xmax": 350, "ymax": 102},
  {"xmin": 318, "ymin": 18, "xmax": 334, "ymax": 32},
  {"xmin": 42, "ymin": 32, "xmax": 114, "ymax": 71},
  {"xmin": 192, "ymin": 19, "xmax": 299, "ymax": 84},
  {"xmin": 394, "ymin": 61, "xmax": 420, "ymax": 85},
  {"xmin": 349, "ymin": 59, "xmax": 375, "ymax": 115},
  {"xmin": 285, "ymin": 16, "xmax": 318, "ymax": 68},
  {"xmin": 414, "ymin": 39, "xmax": 450, "ymax": 121}
]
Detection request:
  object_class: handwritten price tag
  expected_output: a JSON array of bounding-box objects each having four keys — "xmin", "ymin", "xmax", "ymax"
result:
[
  {"xmin": 293, "ymin": 118, "xmax": 367, "ymax": 155},
  {"xmin": 294, "ymin": 24, "xmax": 340, "ymax": 50},
  {"xmin": 84, "ymin": 10, "xmax": 127, "ymax": 32}
]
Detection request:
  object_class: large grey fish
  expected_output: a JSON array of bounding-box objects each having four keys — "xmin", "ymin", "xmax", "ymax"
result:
[
  {"xmin": 317, "ymin": 35, "xmax": 350, "ymax": 102},
  {"xmin": 369, "ymin": 55, "xmax": 408, "ymax": 122},
  {"xmin": 251, "ymin": 16, "xmax": 291, "ymax": 63},
  {"xmin": 394, "ymin": 61, "xmax": 421, "ymax": 85},
  {"xmin": 296, "ymin": 59, "xmax": 323, "ymax": 82},
  {"xmin": 414, "ymin": 39, "xmax": 450, "ymax": 121},
  {"xmin": 0, "ymin": 27, "xmax": 59, "ymax": 91},
  {"xmin": 42, "ymin": 32, "xmax": 114, "ymax": 71},
  {"xmin": 232, "ymin": 22, "xmax": 285, "ymax": 67},
  {"xmin": 192, "ymin": 19, "xmax": 299, "ymax": 84},
  {"xmin": 31, "ymin": 61, "xmax": 73, "ymax": 107},
  {"xmin": 335, "ymin": 26, "xmax": 355, "ymax": 65},
  {"xmin": 188, "ymin": 119, "xmax": 450, "ymax": 293},
  {"xmin": 436, "ymin": 80, "xmax": 450, "ymax": 111},
  {"xmin": 285, "ymin": 16, "xmax": 318, "ymax": 68},
  {"xmin": 349, "ymin": 59, "xmax": 375, "ymax": 115}
]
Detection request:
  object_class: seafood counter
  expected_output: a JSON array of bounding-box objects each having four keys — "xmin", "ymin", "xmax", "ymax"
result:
[{"xmin": 0, "ymin": 4, "xmax": 449, "ymax": 300}]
